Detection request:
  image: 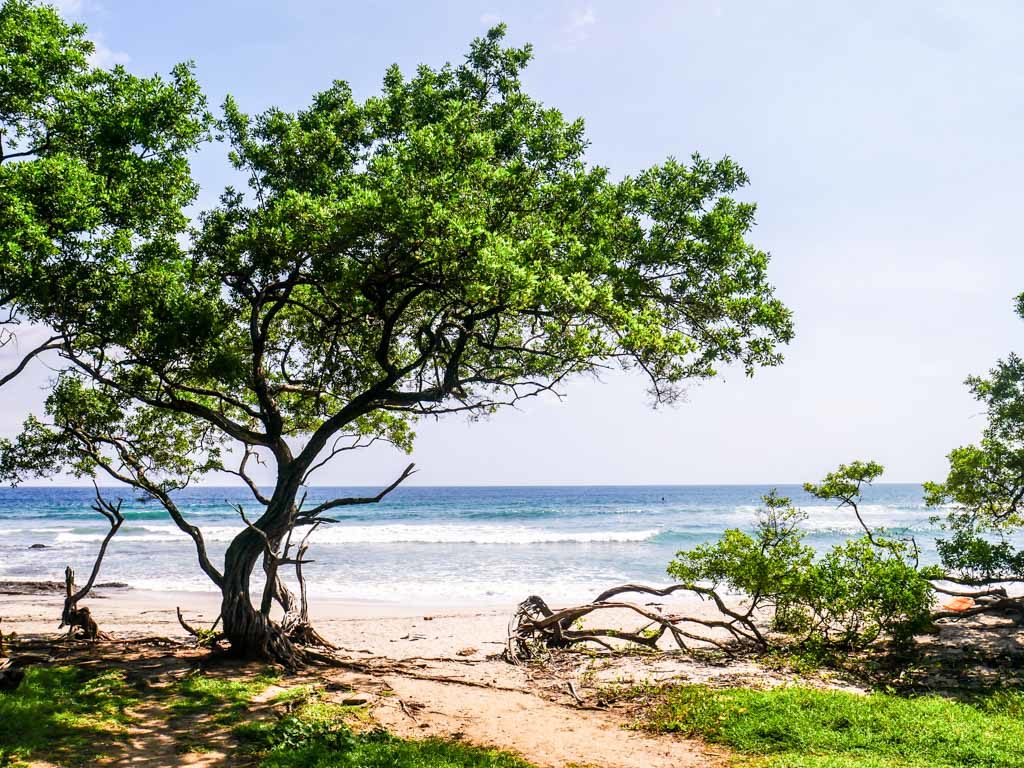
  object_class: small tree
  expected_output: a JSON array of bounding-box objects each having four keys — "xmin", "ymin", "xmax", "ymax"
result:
[
  {"xmin": 669, "ymin": 469, "xmax": 932, "ymax": 651},
  {"xmin": 926, "ymin": 293, "xmax": 1024, "ymax": 598},
  {"xmin": 509, "ymin": 472, "xmax": 933, "ymax": 659},
  {"xmin": 0, "ymin": 16, "xmax": 794, "ymax": 663}
]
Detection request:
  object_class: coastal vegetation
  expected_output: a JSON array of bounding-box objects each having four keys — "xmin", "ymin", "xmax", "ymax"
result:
[
  {"xmin": 510, "ymin": 295, "xmax": 1024, "ymax": 660},
  {"xmin": 623, "ymin": 683, "xmax": 1024, "ymax": 768},
  {"xmin": 2, "ymin": 2, "xmax": 1023, "ymax": 767},
  {"xmin": 0, "ymin": 0, "xmax": 792, "ymax": 664}
]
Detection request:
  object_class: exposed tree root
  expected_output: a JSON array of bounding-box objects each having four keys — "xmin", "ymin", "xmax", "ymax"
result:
[{"xmin": 505, "ymin": 584, "xmax": 765, "ymax": 663}]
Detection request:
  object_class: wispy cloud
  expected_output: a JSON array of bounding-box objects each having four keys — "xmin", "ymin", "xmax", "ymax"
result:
[
  {"xmin": 563, "ymin": 5, "xmax": 597, "ymax": 47},
  {"xmin": 50, "ymin": 0, "xmax": 83, "ymax": 15},
  {"xmin": 88, "ymin": 38, "xmax": 130, "ymax": 68},
  {"xmin": 46, "ymin": 1, "xmax": 130, "ymax": 68}
]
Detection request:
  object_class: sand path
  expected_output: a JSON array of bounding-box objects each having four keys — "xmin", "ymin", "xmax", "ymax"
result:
[{"xmin": 372, "ymin": 673, "xmax": 719, "ymax": 768}]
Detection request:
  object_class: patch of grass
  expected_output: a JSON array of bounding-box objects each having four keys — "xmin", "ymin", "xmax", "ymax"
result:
[
  {"xmin": 235, "ymin": 689, "xmax": 536, "ymax": 768},
  {"xmin": 638, "ymin": 684, "xmax": 1024, "ymax": 768},
  {"xmin": 0, "ymin": 665, "xmax": 139, "ymax": 767},
  {"xmin": 270, "ymin": 683, "xmax": 319, "ymax": 705},
  {"xmin": 255, "ymin": 729, "xmax": 537, "ymax": 768},
  {"xmin": 169, "ymin": 669, "xmax": 279, "ymax": 724}
]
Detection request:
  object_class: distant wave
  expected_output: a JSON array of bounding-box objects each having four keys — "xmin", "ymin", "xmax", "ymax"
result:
[{"xmin": 53, "ymin": 523, "xmax": 663, "ymax": 546}]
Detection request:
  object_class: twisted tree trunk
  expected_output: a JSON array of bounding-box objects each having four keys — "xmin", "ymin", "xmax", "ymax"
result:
[{"xmin": 220, "ymin": 525, "xmax": 299, "ymax": 665}]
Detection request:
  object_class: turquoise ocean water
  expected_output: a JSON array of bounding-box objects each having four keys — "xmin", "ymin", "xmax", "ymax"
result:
[{"xmin": 0, "ymin": 484, "xmax": 941, "ymax": 605}]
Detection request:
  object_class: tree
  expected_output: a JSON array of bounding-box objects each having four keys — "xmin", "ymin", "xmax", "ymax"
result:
[
  {"xmin": 0, "ymin": 0, "xmax": 209, "ymax": 387},
  {"xmin": 0, "ymin": 15, "xmax": 794, "ymax": 664},
  {"xmin": 925, "ymin": 293, "xmax": 1024, "ymax": 595}
]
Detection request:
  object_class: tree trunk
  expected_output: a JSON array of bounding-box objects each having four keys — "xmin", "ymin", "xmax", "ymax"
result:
[{"xmin": 220, "ymin": 525, "xmax": 299, "ymax": 665}]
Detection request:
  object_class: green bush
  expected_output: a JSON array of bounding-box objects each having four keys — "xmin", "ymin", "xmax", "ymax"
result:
[
  {"xmin": 805, "ymin": 537, "xmax": 933, "ymax": 647},
  {"xmin": 668, "ymin": 465, "xmax": 935, "ymax": 650}
]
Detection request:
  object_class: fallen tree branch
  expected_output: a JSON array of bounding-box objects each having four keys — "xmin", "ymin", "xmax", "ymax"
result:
[
  {"xmin": 176, "ymin": 607, "xmax": 225, "ymax": 648},
  {"xmin": 931, "ymin": 596, "xmax": 1024, "ymax": 621},
  {"xmin": 505, "ymin": 584, "xmax": 764, "ymax": 663}
]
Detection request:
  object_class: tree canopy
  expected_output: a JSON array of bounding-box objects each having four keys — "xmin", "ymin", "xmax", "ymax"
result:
[
  {"xmin": 0, "ymin": 5, "xmax": 794, "ymax": 662},
  {"xmin": 0, "ymin": 0, "xmax": 209, "ymax": 386}
]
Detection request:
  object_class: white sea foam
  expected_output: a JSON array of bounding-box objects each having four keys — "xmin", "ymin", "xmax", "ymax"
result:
[
  {"xmin": 303, "ymin": 524, "xmax": 663, "ymax": 545},
  {"xmin": 55, "ymin": 523, "xmax": 663, "ymax": 546}
]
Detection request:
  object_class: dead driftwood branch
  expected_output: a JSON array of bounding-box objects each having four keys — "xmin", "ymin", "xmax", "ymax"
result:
[
  {"xmin": 60, "ymin": 487, "xmax": 124, "ymax": 641},
  {"xmin": 505, "ymin": 584, "xmax": 765, "ymax": 663},
  {"xmin": 176, "ymin": 607, "xmax": 226, "ymax": 648}
]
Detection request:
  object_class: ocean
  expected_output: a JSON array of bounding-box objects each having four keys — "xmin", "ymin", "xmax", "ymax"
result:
[{"xmin": 0, "ymin": 484, "xmax": 942, "ymax": 606}]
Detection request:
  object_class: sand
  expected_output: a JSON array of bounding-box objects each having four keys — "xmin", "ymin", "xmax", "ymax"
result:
[{"xmin": 1, "ymin": 581, "xmax": 782, "ymax": 767}]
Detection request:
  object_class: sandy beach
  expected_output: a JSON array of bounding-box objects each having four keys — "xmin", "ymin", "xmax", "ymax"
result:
[
  {"xmin": 1, "ymin": 580, "xmax": 751, "ymax": 767},
  {"xmin": 1, "ymin": 581, "xmax": 514, "ymax": 661}
]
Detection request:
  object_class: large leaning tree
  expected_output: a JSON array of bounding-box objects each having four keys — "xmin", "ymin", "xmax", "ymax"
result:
[
  {"xmin": 0, "ymin": 0, "xmax": 209, "ymax": 387},
  {"xmin": 0, "ymin": 7, "xmax": 794, "ymax": 663}
]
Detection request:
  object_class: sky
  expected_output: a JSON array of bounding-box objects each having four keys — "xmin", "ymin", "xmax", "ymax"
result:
[{"xmin": 2, "ymin": 0, "xmax": 1023, "ymax": 486}]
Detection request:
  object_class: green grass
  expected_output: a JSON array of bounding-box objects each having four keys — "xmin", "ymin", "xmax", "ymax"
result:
[
  {"xmin": 235, "ymin": 687, "xmax": 535, "ymax": 768},
  {"xmin": 169, "ymin": 669, "xmax": 279, "ymax": 724},
  {"xmin": 637, "ymin": 684, "xmax": 1024, "ymax": 768},
  {"xmin": 0, "ymin": 664, "xmax": 539, "ymax": 768},
  {"xmin": 0, "ymin": 665, "xmax": 139, "ymax": 767},
  {"xmin": 249, "ymin": 728, "xmax": 536, "ymax": 768}
]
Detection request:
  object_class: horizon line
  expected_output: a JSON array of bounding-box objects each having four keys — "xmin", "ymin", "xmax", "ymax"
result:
[{"xmin": 7, "ymin": 480, "xmax": 929, "ymax": 489}]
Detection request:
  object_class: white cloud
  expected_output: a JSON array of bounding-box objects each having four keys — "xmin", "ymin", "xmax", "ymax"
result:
[
  {"xmin": 45, "ymin": 1, "xmax": 129, "ymax": 67},
  {"xmin": 563, "ymin": 5, "xmax": 597, "ymax": 47},
  {"xmin": 571, "ymin": 6, "xmax": 596, "ymax": 29},
  {"xmin": 50, "ymin": 0, "xmax": 83, "ymax": 15},
  {"xmin": 88, "ymin": 39, "xmax": 130, "ymax": 68}
]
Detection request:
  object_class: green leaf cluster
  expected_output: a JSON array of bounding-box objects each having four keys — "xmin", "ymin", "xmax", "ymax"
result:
[
  {"xmin": 1, "ymin": 0, "xmax": 209, "ymax": 319},
  {"xmin": 0, "ymin": 6, "xmax": 794, "ymax": 618},
  {"xmin": 669, "ymin": 468, "xmax": 933, "ymax": 650},
  {"xmin": 925, "ymin": 294, "xmax": 1024, "ymax": 583}
]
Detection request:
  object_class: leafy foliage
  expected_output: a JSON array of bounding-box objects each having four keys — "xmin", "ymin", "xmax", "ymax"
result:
[
  {"xmin": 668, "ymin": 466, "xmax": 933, "ymax": 650},
  {"xmin": 0, "ymin": 0, "xmax": 209, "ymax": 382},
  {"xmin": 925, "ymin": 294, "xmax": 1024, "ymax": 583},
  {"xmin": 0, "ymin": 7, "xmax": 794, "ymax": 657},
  {"xmin": 668, "ymin": 490, "xmax": 814, "ymax": 632},
  {"xmin": 804, "ymin": 537, "xmax": 932, "ymax": 647}
]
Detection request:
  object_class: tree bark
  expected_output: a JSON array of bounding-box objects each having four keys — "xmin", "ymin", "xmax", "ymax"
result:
[{"xmin": 220, "ymin": 525, "xmax": 299, "ymax": 664}]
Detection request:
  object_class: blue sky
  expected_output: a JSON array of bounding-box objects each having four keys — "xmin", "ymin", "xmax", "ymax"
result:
[{"xmin": 3, "ymin": 0, "xmax": 1023, "ymax": 485}]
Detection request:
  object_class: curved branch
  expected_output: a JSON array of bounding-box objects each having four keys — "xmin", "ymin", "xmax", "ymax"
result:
[
  {"xmin": 298, "ymin": 462, "xmax": 416, "ymax": 521},
  {"xmin": 0, "ymin": 335, "xmax": 63, "ymax": 388}
]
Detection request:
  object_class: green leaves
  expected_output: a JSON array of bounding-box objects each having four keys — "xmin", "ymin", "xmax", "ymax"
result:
[
  {"xmin": 2, "ymin": 14, "xmax": 794, "ymax": 607},
  {"xmin": 0, "ymin": 0, "xmax": 211, "ymax": 384},
  {"xmin": 926, "ymin": 293, "xmax": 1024, "ymax": 581},
  {"xmin": 804, "ymin": 460, "xmax": 885, "ymax": 503},
  {"xmin": 670, "ymin": 470, "xmax": 934, "ymax": 650}
]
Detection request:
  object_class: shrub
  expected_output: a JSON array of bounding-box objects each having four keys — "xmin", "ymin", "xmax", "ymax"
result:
[{"xmin": 668, "ymin": 464, "xmax": 934, "ymax": 650}]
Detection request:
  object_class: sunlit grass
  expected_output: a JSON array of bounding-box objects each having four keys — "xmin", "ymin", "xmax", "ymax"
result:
[
  {"xmin": 169, "ymin": 669, "xmax": 280, "ymax": 724},
  {"xmin": 637, "ymin": 684, "xmax": 1024, "ymax": 768},
  {"xmin": 0, "ymin": 666, "xmax": 138, "ymax": 766}
]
